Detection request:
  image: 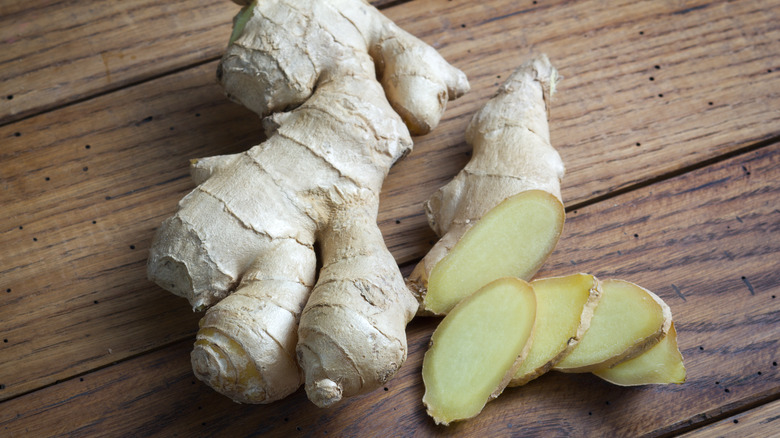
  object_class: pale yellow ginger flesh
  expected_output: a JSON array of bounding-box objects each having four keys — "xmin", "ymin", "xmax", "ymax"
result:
[
  {"xmin": 554, "ymin": 279, "xmax": 672, "ymax": 373},
  {"xmin": 147, "ymin": 0, "xmax": 468, "ymax": 407},
  {"xmin": 509, "ymin": 273, "xmax": 601, "ymax": 386},
  {"xmin": 594, "ymin": 322, "xmax": 686, "ymax": 385},
  {"xmin": 422, "ymin": 191, "xmax": 564, "ymax": 315},
  {"xmin": 422, "ymin": 277, "xmax": 536, "ymax": 426},
  {"xmin": 408, "ymin": 54, "xmax": 564, "ymax": 315}
]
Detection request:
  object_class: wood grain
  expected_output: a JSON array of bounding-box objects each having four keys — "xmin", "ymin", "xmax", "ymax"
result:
[
  {"xmin": 1, "ymin": 138, "xmax": 777, "ymax": 438},
  {"xmin": 1, "ymin": 0, "xmax": 779, "ymax": 405}
]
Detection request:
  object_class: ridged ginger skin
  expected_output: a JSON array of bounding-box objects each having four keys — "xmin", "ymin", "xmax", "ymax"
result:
[
  {"xmin": 408, "ymin": 55, "xmax": 565, "ymax": 314},
  {"xmin": 147, "ymin": 0, "xmax": 468, "ymax": 407}
]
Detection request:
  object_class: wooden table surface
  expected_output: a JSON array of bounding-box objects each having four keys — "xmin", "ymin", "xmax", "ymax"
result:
[{"xmin": 1, "ymin": 0, "xmax": 778, "ymax": 436}]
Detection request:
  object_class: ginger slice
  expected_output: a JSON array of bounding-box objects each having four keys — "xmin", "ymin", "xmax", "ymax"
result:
[
  {"xmin": 554, "ymin": 279, "xmax": 672, "ymax": 372},
  {"xmin": 594, "ymin": 322, "xmax": 686, "ymax": 385},
  {"xmin": 422, "ymin": 190, "xmax": 564, "ymax": 315},
  {"xmin": 509, "ymin": 273, "xmax": 601, "ymax": 386},
  {"xmin": 422, "ymin": 277, "xmax": 536, "ymax": 425}
]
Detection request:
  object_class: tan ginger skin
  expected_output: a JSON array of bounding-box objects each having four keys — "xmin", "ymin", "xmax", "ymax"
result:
[
  {"xmin": 408, "ymin": 54, "xmax": 565, "ymax": 314},
  {"xmin": 147, "ymin": 0, "xmax": 468, "ymax": 407}
]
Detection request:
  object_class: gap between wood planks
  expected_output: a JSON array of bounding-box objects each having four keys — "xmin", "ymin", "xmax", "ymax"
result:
[
  {"xmin": 1, "ymin": 134, "xmax": 777, "ymax": 409},
  {"xmin": 652, "ymin": 391, "xmax": 780, "ymax": 438},
  {"xmin": 565, "ymin": 133, "xmax": 780, "ymax": 214}
]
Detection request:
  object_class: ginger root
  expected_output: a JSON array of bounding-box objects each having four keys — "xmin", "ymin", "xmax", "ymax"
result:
[
  {"xmin": 408, "ymin": 54, "xmax": 565, "ymax": 315},
  {"xmin": 148, "ymin": 0, "xmax": 468, "ymax": 407}
]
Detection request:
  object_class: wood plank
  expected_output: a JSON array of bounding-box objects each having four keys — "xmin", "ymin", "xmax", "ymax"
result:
[
  {"xmin": 0, "ymin": 0, "xmax": 401, "ymax": 125},
  {"xmin": 678, "ymin": 398, "xmax": 780, "ymax": 438},
  {"xmin": 1, "ymin": 138, "xmax": 777, "ymax": 437},
  {"xmin": 1, "ymin": 0, "xmax": 779, "ymax": 403}
]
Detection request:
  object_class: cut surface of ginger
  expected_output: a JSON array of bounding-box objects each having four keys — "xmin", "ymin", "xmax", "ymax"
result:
[
  {"xmin": 424, "ymin": 190, "xmax": 564, "ymax": 314},
  {"xmin": 554, "ymin": 279, "xmax": 672, "ymax": 372},
  {"xmin": 510, "ymin": 273, "xmax": 601, "ymax": 386},
  {"xmin": 594, "ymin": 322, "xmax": 686, "ymax": 385},
  {"xmin": 422, "ymin": 277, "xmax": 536, "ymax": 425}
]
